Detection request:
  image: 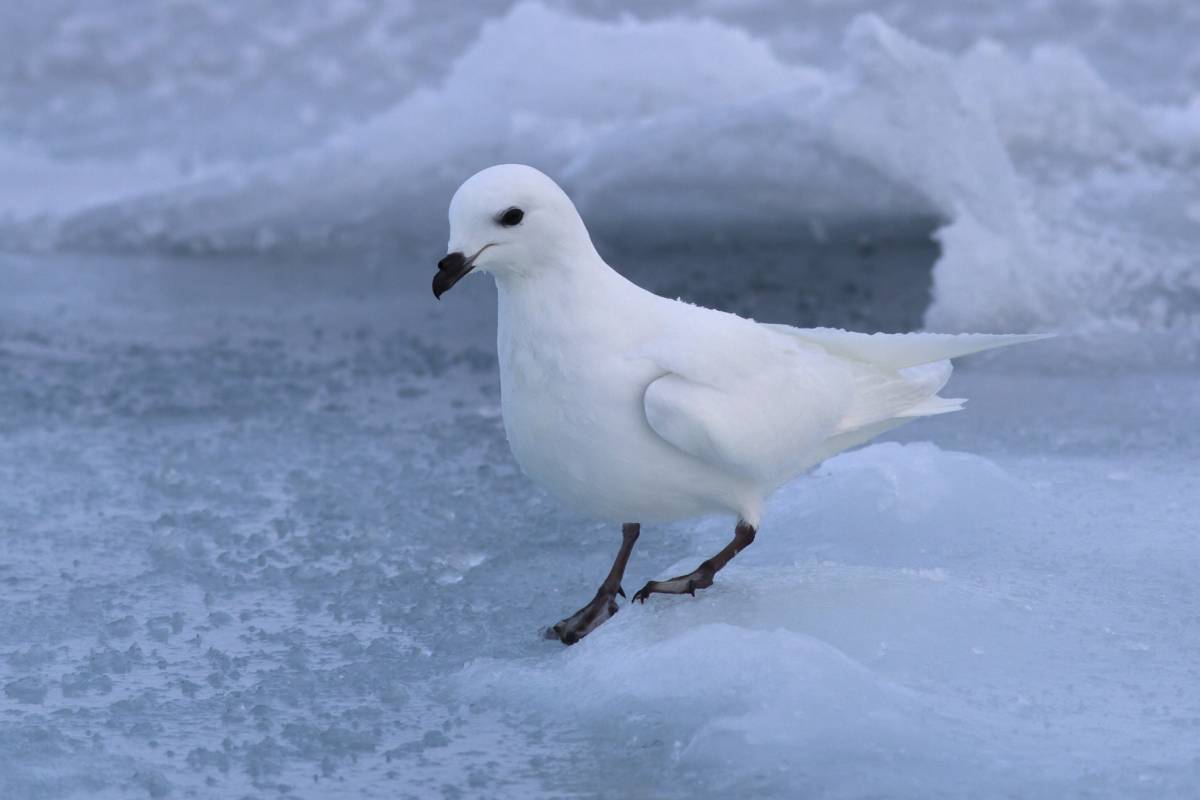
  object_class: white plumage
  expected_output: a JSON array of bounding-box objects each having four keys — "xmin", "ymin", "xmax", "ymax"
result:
[{"xmin": 440, "ymin": 164, "xmax": 1046, "ymax": 528}]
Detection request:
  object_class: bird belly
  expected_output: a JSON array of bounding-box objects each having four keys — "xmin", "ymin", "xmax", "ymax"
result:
[{"xmin": 499, "ymin": 361, "xmax": 746, "ymax": 523}]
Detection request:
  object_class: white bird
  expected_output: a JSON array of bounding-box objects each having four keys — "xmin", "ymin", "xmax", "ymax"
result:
[{"xmin": 433, "ymin": 163, "xmax": 1047, "ymax": 644}]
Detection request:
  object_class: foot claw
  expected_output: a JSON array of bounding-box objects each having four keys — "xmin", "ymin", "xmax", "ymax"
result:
[{"xmin": 617, "ymin": 585, "xmax": 626, "ymax": 599}]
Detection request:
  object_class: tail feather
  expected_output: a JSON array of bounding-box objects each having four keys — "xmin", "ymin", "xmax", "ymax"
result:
[{"xmin": 762, "ymin": 324, "xmax": 1051, "ymax": 463}]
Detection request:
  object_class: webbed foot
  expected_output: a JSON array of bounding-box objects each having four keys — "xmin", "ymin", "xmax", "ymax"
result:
[
  {"xmin": 631, "ymin": 564, "xmax": 715, "ymax": 603},
  {"xmin": 632, "ymin": 521, "xmax": 756, "ymax": 604}
]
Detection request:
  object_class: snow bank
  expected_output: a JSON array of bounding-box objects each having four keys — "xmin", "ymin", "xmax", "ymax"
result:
[
  {"xmin": 2, "ymin": 4, "xmax": 1195, "ymax": 364},
  {"xmin": 831, "ymin": 20, "xmax": 1200, "ymax": 365}
]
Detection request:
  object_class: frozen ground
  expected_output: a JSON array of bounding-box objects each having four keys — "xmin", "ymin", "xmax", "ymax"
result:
[
  {"xmin": 2, "ymin": 245, "xmax": 1197, "ymax": 799},
  {"xmin": 2, "ymin": 2, "xmax": 1200, "ymax": 798}
]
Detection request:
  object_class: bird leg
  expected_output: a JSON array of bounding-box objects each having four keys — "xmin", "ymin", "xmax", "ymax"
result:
[
  {"xmin": 633, "ymin": 520, "xmax": 756, "ymax": 603},
  {"xmin": 546, "ymin": 522, "xmax": 640, "ymax": 645}
]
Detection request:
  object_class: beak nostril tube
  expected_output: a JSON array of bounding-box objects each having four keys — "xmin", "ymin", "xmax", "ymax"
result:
[{"xmin": 438, "ymin": 252, "xmax": 465, "ymax": 272}]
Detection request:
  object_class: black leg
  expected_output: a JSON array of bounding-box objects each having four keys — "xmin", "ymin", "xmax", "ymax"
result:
[
  {"xmin": 632, "ymin": 520, "xmax": 755, "ymax": 603},
  {"xmin": 546, "ymin": 523, "xmax": 640, "ymax": 645}
]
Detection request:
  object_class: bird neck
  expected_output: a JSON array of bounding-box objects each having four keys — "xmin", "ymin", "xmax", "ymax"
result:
[
  {"xmin": 494, "ymin": 244, "xmax": 635, "ymax": 309},
  {"xmin": 493, "ymin": 245, "xmax": 649, "ymax": 360}
]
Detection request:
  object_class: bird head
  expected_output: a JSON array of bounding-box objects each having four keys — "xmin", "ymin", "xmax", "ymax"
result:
[{"xmin": 434, "ymin": 164, "xmax": 596, "ymax": 298}]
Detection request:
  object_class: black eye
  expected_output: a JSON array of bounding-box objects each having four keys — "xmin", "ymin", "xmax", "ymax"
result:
[{"xmin": 498, "ymin": 207, "xmax": 524, "ymax": 227}]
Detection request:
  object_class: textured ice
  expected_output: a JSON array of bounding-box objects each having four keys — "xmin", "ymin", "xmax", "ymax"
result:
[
  {"xmin": 2, "ymin": 246, "xmax": 1197, "ymax": 798},
  {"xmin": 2, "ymin": 2, "xmax": 1200, "ymax": 798}
]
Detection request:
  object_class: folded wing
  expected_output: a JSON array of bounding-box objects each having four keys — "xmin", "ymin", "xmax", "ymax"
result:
[
  {"xmin": 639, "ymin": 314, "xmax": 852, "ymax": 484},
  {"xmin": 641, "ymin": 318, "xmax": 1050, "ymax": 485},
  {"xmin": 762, "ymin": 326, "xmax": 1052, "ymax": 370}
]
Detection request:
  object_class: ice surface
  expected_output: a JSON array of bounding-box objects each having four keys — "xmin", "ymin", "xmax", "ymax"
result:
[
  {"xmin": 2, "ymin": 2, "xmax": 1200, "ymax": 798},
  {"xmin": 2, "ymin": 246, "xmax": 1197, "ymax": 798}
]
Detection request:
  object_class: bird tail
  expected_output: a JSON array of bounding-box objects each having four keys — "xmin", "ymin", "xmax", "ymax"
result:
[
  {"xmin": 763, "ymin": 325, "xmax": 1051, "ymax": 453},
  {"xmin": 795, "ymin": 358, "xmax": 960, "ymax": 466}
]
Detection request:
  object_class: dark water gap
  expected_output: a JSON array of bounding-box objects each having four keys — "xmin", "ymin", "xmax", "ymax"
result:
[{"xmin": 594, "ymin": 220, "xmax": 939, "ymax": 333}]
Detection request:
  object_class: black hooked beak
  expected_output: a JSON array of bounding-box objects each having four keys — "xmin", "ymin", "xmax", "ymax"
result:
[{"xmin": 433, "ymin": 245, "xmax": 491, "ymax": 299}]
